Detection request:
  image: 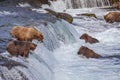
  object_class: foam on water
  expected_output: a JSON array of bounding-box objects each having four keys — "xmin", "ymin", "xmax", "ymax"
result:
[
  {"xmin": 52, "ymin": 8, "xmax": 120, "ymax": 80},
  {"xmin": 49, "ymin": 0, "xmax": 112, "ymax": 10},
  {"xmin": 0, "ymin": 19, "xmax": 78, "ymax": 80},
  {"xmin": 0, "ymin": 0, "xmax": 120, "ymax": 80},
  {"xmin": 53, "ymin": 42, "xmax": 120, "ymax": 80}
]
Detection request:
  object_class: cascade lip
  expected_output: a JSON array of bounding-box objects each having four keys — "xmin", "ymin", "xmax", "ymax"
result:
[{"xmin": 0, "ymin": 55, "xmax": 27, "ymax": 69}]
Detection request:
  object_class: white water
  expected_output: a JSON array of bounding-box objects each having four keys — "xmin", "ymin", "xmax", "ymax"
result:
[
  {"xmin": 49, "ymin": 0, "xmax": 112, "ymax": 11},
  {"xmin": 52, "ymin": 8, "xmax": 120, "ymax": 80},
  {"xmin": 66, "ymin": 0, "xmax": 111, "ymax": 8},
  {"xmin": 1, "ymin": 0, "xmax": 120, "ymax": 80},
  {"xmin": 0, "ymin": 19, "xmax": 77, "ymax": 80}
]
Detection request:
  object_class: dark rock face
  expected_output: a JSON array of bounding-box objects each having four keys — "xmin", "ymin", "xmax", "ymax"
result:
[
  {"xmin": 45, "ymin": 8, "xmax": 73, "ymax": 23},
  {"xmin": 110, "ymin": 0, "xmax": 120, "ymax": 4},
  {"xmin": 0, "ymin": 55, "xmax": 27, "ymax": 69},
  {"xmin": 24, "ymin": 0, "xmax": 50, "ymax": 7},
  {"xmin": 104, "ymin": 12, "xmax": 120, "ymax": 23},
  {"xmin": 0, "ymin": 0, "xmax": 51, "ymax": 7},
  {"xmin": 80, "ymin": 33, "xmax": 99, "ymax": 44},
  {"xmin": 112, "ymin": 2, "xmax": 120, "ymax": 9},
  {"xmin": 0, "ymin": 0, "xmax": 5, "ymax": 2},
  {"xmin": 77, "ymin": 46, "xmax": 102, "ymax": 58}
]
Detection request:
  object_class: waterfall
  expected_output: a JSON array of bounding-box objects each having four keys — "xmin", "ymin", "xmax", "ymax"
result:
[
  {"xmin": 50, "ymin": 0, "xmax": 112, "ymax": 10},
  {"xmin": 0, "ymin": 19, "xmax": 78, "ymax": 80},
  {"xmin": 0, "ymin": 0, "xmax": 79, "ymax": 79},
  {"xmin": 66, "ymin": 0, "xmax": 111, "ymax": 8},
  {"xmin": 34, "ymin": 20, "xmax": 77, "ymax": 51}
]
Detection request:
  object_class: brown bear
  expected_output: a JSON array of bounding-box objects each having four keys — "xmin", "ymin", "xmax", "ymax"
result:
[
  {"xmin": 80, "ymin": 33, "xmax": 99, "ymax": 44},
  {"xmin": 104, "ymin": 12, "xmax": 120, "ymax": 23},
  {"xmin": 112, "ymin": 2, "xmax": 120, "ymax": 9},
  {"xmin": 10, "ymin": 26, "xmax": 44, "ymax": 42},
  {"xmin": 77, "ymin": 46, "xmax": 102, "ymax": 58},
  {"xmin": 6, "ymin": 40, "xmax": 37, "ymax": 57}
]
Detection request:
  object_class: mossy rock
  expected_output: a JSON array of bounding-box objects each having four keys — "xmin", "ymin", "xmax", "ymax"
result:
[
  {"xmin": 45, "ymin": 8, "xmax": 73, "ymax": 23},
  {"xmin": 111, "ymin": 0, "xmax": 120, "ymax": 3},
  {"xmin": 44, "ymin": 8, "xmax": 57, "ymax": 16},
  {"xmin": 57, "ymin": 13, "xmax": 73, "ymax": 23},
  {"xmin": 78, "ymin": 13, "xmax": 97, "ymax": 18}
]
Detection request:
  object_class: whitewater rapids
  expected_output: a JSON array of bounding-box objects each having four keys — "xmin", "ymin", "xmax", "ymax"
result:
[
  {"xmin": 0, "ymin": 0, "xmax": 120, "ymax": 80},
  {"xmin": 53, "ymin": 8, "xmax": 120, "ymax": 80}
]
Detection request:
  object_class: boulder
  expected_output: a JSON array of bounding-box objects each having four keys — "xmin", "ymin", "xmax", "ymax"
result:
[
  {"xmin": 80, "ymin": 33, "xmax": 99, "ymax": 44},
  {"xmin": 104, "ymin": 12, "xmax": 120, "ymax": 23},
  {"xmin": 45, "ymin": 8, "xmax": 73, "ymax": 23},
  {"xmin": 77, "ymin": 46, "xmax": 102, "ymax": 58}
]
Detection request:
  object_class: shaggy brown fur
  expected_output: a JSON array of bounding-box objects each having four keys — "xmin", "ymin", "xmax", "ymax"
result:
[
  {"xmin": 10, "ymin": 26, "xmax": 44, "ymax": 42},
  {"xmin": 80, "ymin": 33, "xmax": 99, "ymax": 44},
  {"xmin": 112, "ymin": 2, "xmax": 120, "ymax": 9},
  {"xmin": 77, "ymin": 46, "xmax": 102, "ymax": 58},
  {"xmin": 6, "ymin": 40, "xmax": 37, "ymax": 57},
  {"xmin": 104, "ymin": 12, "xmax": 120, "ymax": 23}
]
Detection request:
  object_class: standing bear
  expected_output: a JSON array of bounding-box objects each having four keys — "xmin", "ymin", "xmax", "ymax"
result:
[
  {"xmin": 10, "ymin": 26, "xmax": 44, "ymax": 42},
  {"xmin": 6, "ymin": 40, "xmax": 37, "ymax": 57}
]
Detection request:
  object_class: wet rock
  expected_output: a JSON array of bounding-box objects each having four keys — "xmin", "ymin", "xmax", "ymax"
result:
[
  {"xmin": 110, "ymin": 0, "xmax": 120, "ymax": 4},
  {"xmin": 0, "ymin": 0, "xmax": 5, "ymax": 2},
  {"xmin": 77, "ymin": 13, "xmax": 97, "ymax": 18},
  {"xmin": 112, "ymin": 2, "xmax": 120, "ymax": 9},
  {"xmin": 104, "ymin": 12, "xmax": 120, "ymax": 23},
  {"xmin": 77, "ymin": 46, "xmax": 102, "ymax": 58},
  {"xmin": 0, "ymin": 55, "xmax": 27, "ymax": 69},
  {"xmin": 24, "ymin": 0, "xmax": 50, "ymax": 7},
  {"xmin": 0, "ymin": 0, "xmax": 51, "ymax": 7},
  {"xmin": 45, "ymin": 8, "xmax": 73, "ymax": 23},
  {"xmin": 80, "ymin": 33, "xmax": 99, "ymax": 44}
]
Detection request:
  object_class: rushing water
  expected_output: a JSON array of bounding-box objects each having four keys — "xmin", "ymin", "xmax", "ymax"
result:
[
  {"xmin": 50, "ymin": 0, "xmax": 112, "ymax": 11},
  {"xmin": 0, "ymin": 0, "xmax": 120, "ymax": 80},
  {"xmin": 53, "ymin": 8, "xmax": 120, "ymax": 80},
  {"xmin": 65, "ymin": 0, "xmax": 111, "ymax": 8}
]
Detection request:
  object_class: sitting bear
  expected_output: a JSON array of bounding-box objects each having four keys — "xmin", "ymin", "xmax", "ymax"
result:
[
  {"xmin": 10, "ymin": 26, "xmax": 44, "ymax": 42},
  {"xmin": 104, "ymin": 12, "xmax": 120, "ymax": 23},
  {"xmin": 80, "ymin": 33, "xmax": 99, "ymax": 44},
  {"xmin": 77, "ymin": 46, "xmax": 102, "ymax": 58},
  {"xmin": 6, "ymin": 40, "xmax": 37, "ymax": 57}
]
